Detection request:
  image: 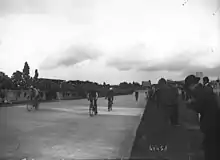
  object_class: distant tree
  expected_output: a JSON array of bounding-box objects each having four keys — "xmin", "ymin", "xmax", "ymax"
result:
[
  {"xmin": 0, "ymin": 72, "xmax": 13, "ymax": 89},
  {"xmin": 37, "ymin": 79, "xmax": 60, "ymax": 91},
  {"xmin": 11, "ymin": 71, "xmax": 24, "ymax": 88},
  {"xmin": 22, "ymin": 62, "xmax": 31, "ymax": 88},
  {"xmin": 32, "ymin": 69, "xmax": 39, "ymax": 86},
  {"xmin": 119, "ymin": 82, "xmax": 129, "ymax": 89},
  {"xmin": 132, "ymin": 82, "xmax": 141, "ymax": 87},
  {"xmin": 23, "ymin": 62, "xmax": 30, "ymax": 76},
  {"xmin": 76, "ymin": 80, "xmax": 81, "ymax": 85},
  {"xmin": 34, "ymin": 69, "xmax": 39, "ymax": 80},
  {"xmin": 61, "ymin": 81, "xmax": 75, "ymax": 91}
]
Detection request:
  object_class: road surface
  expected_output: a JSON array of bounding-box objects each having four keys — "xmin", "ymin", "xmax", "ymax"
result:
[
  {"xmin": 0, "ymin": 93, "xmax": 146, "ymax": 160},
  {"xmin": 130, "ymin": 98, "xmax": 204, "ymax": 160}
]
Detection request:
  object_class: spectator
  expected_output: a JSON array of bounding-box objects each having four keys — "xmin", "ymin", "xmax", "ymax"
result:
[
  {"xmin": 154, "ymin": 87, "xmax": 160, "ymax": 108},
  {"xmin": 144, "ymin": 87, "xmax": 149, "ymax": 100},
  {"xmin": 181, "ymin": 88, "xmax": 186, "ymax": 100},
  {"xmin": 157, "ymin": 78, "xmax": 180, "ymax": 126},
  {"xmin": 203, "ymin": 76, "xmax": 213, "ymax": 94},
  {"xmin": 135, "ymin": 91, "xmax": 139, "ymax": 101},
  {"xmin": 184, "ymin": 74, "xmax": 220, "ymax": 160},
  {"xmin": 0, "ymin": 88, "xmax": 5, "ymax": 103}
]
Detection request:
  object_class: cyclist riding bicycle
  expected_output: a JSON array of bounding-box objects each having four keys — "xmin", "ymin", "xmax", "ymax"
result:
[
  {"xmin": 106, "ymin": 87, "xmax": 114, "ymax": 105},
  {"xmin": 135, "ymin": 91, "xmax": 139, "ymax": 101},
  {"xmin": 87, "ymin": 90, "xmax": 98, "ymax": 114},
  {"xmin": 29, "ymin": 86, "xmax": 40, "ymax": 109}
]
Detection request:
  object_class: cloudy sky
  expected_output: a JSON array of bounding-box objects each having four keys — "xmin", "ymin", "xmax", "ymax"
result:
[{"xmin": 0, "ymin": 0, "xmax": 219, "ymax": 84}]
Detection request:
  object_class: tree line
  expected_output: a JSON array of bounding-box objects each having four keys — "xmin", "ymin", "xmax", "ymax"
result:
[{"xmin": 0, "ymin": 62, "xmax": 142, "ymax": 97}]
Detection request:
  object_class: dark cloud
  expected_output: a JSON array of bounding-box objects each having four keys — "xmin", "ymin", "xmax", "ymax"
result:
[
  {"xmin": 40, "ymin": 44, "xmax": 102, "ymax": 70},
  {"xmin": 138, "ymin": 48, "xmax": 220, "ymax": 78},
  {"xmin": 107, "ymin": 49, "xmax": 192, "ymax": 72},
  {"xmin": 181, "ymin": 65, "xmax": 220, "ymax": 78},
  {"xmin": 107, "ymin": 58, "xmax": 145, "ymax": 71},
  {"xmin": 106, "ymin": 43, "xmax": 152, "ymax": 71},
  {"xmin": 139, "ymin": 51, "xmax": 220, "ymax": 79},
  {"xmin": 139, "ymin": 56, "xmax": 191, "ymax": 72},
  {"xmin": 107, "ymin": 46, "xmax": 220, "ymax": 79}
]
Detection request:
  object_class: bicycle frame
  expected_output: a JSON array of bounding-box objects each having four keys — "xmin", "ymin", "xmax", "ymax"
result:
[
  {"xmin": 108, "ymin": 98, "xmax": 113, "ymax": 111},
  {"xmin": 26, "ymin": 97, "xmax": 40, "ymax": 111},
  {"xmin": 89, "ymin": 99, "xmax": 96, "ymax": 116}
]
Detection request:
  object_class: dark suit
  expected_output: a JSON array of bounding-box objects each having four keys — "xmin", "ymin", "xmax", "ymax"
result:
[
  {"xmin": 187, "ymin": 85, "xmax": 220, "ymax": 160},
  {"xmin": 157, "ymin": 84, "xmax": 179, "ymax": 125}
]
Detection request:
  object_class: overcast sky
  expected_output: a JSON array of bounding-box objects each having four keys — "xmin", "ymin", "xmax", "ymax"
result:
[{"xmin": 0, "ymin": 0, "xmax": 219, "ymax": 84}]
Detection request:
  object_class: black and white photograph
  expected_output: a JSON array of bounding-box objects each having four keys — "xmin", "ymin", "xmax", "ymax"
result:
[{"xmin": 0, "ymin": 0, "xmax": 220, "ymax": 159}]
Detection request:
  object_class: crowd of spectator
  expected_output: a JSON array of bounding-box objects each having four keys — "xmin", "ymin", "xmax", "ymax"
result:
[{"xmin": 145, "ymin": 75, "xmax": 220, "ymax": 160}]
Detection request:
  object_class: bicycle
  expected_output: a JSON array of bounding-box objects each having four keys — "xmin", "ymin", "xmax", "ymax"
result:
[
  {"xmin": 108, "ymin": 98, "xmax": 113, "ymax": 111},
  {"xmin": 26, "ymin": 96, "xmax": 40, "ymax": 112},
  {"xmin": 89, "ymin": 99, "xmax": 97, "ymax": 116}
]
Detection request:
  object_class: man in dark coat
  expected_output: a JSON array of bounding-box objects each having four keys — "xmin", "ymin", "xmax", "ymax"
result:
[
  {"xmin": 184, "ymin": 74, "xmax": 220, "ymax": 160},
  {"xmin": 203, "ymin": 76, "xmax": 213, "ymax": 94},
  {"xmin": 157, "ymin": 78, "xmax": 179, "ymax": 126}
]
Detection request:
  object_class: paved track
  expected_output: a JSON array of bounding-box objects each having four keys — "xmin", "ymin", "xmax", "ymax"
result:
[{"xmin": 0, "ymin": 94, "xmax": 146, "ymax": 160}]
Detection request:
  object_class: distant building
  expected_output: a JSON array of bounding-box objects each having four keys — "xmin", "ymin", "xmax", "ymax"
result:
[
  {"xmin": 196, "ymin": 72, "xmax": 203, "ymax": 84},
  {"xmin": 142, "ymin": 81, "xmax": 151, "ymax": 88},
  {"xmin": 39, "ymin": 78, "xmax": 65, "ymax": 85}
]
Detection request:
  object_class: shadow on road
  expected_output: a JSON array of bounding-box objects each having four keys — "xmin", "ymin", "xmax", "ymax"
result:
[{"xmin": 129, "ymin": 99, "xmax": 204, "ymax": 160}]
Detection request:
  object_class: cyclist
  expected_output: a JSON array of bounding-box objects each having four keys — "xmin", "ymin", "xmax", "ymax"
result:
[
  {"xmin": 29, "ymin": 86, "xmax": 40, "ymax": 109},
  {"xmin": 106, "ymin": 88, "xmax": 114, "ymax": 109},
  {"xmin": 145, "ymin": 89, "xmax": 149, "ymax": 100},
  {"xmin": 87, "ymin": 90, "xmax": 99, "ymax": 114},
  {"xmin": 135, "ymin": 91, "xmax": 139, "ymax": 101}
]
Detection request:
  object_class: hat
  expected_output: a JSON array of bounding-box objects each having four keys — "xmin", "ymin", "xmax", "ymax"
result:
[
  {"xmin": 158, "ymin": 78, "xmax": 166, "ymax": 85},
  {"xmin": 184, "ymin": 75, "xmax": 200, "ymax": 89},
  {"xmin": 203, "ymin": 76, "xmax": 209, "ymax": 82}
]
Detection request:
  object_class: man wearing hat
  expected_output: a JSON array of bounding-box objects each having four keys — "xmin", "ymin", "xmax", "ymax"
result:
[
  {"xmin": 157, "ymin": 78, "xmax": 179, "ymax": 126},
  {"xmin": 203, "ymin": 76, "xmax": 213, "ymax": 94},
  {"xmin": 184, "ymin": 74, "xmax": 220, "ymax": 160}
]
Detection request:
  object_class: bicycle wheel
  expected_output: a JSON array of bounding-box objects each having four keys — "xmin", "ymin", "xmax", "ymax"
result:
[
  {"xmin": 94, "ymin": 106, "xmax": 97, "ymax": 115},
  {"xmin": 108, "ymin": 100, "xmax": 112, "ymax": 111},
  {"xmin": 34, "ymin": 101, "xmax": 40, "ymax": 110},
  {"xmin": 26, "ymin": 103, "xmax": 33, "ymax": 111},
  {"xmin": 89, "ymin": 104, "xmax": 94, "ymax": 117}
]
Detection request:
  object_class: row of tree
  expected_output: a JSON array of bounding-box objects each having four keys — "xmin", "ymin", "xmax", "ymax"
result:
[
  {"xmin": 0, "ymin": 62, "xmax": 39, "ymax": 90},
  {"xmin": 0, "ymin": 62, "xmax": 142, "ymax": 93}
]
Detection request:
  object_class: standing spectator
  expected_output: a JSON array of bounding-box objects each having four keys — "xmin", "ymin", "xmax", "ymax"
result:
[
  {"xmin": 169, "ymin": 84, "xmax": 180, "ymax": 126},
  {"xmin": 135, "ymin": 91, "xmax": 139, "ymax": 102},
  {"xmin": 157, "ymin": 78, "xmax": 180, "ymax": 126},
  {"xmin": 203, "ymin": 76, "xmax": 213, "ymax": 94},
  {"xmin": 181, "ymin": 88, "xmax": 185, "ymax": 100},
  {"xmin": 0, "ymin": 88, "xmax": 4, "ymax": 104},
  {"xmin": 184, "ymin": 74, "xmax": 220, "ymax": 160},
  {"xmin": 148, "ymin": 87, "xmax": 153, "ymax": 100},
  {"xmin": 144, "ymin": 89, "xmax": 149, "ymax": 100}
]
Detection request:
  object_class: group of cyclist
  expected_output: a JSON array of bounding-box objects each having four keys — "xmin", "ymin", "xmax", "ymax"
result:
[
  {"xmin": 26, "ymin": 85, "xmax": 114, "ymax": 113},
  {"xmin": 87, "ymin": 87, "xmax": 114, "ymax": 114}
]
